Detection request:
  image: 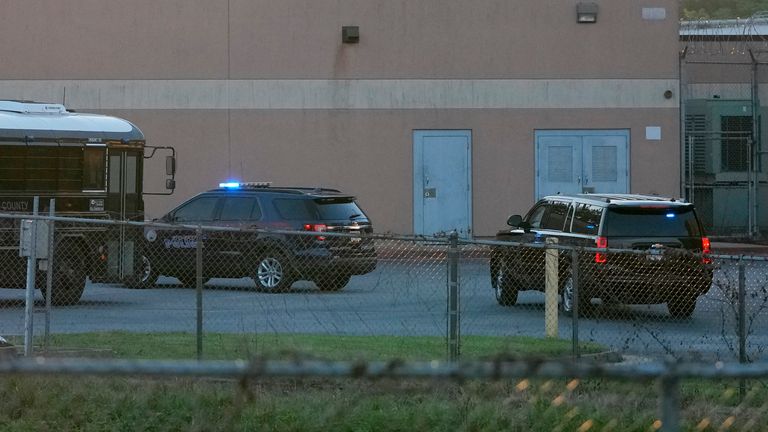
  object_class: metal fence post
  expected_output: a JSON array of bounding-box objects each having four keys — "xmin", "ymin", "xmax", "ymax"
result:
[
  {"xmin": 44, "ymin": 199, "xmax": 55, "ymax": 352},
  {"xmin": 738, "ymin": 256, "xmax": 747, "ymax": 398},
  {"xmin": 545, "ymin": 237, "xmax": 558, "ymax": 338},
  {"xmin": 196, "ymin": 225, "xmax": 203, "ymax": 360},
  {"xmin": 659, "ymin": 370, "xmax": 681, "ymax": 432},
  {"xmin": 23, "ymin": 197, "xmax": 39, "ymax": 357},
  {"xmin": 571, "ymin": 248, "xmax": 580, "ymax": 359},
  {"xmin": 447, "ymin": 231, "xmax": 460, "ymax": 362}
]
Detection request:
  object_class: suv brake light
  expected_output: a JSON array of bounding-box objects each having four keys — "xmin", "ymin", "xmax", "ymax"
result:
[
  {"xmin": 702, "ymin": 237, "xmax": 712, "ymax": 264},
  {"xmin": 595, "ymin": 236, "xmax": 607, "ymax": 263},
  {"xmin": 304, "ymin": 223, "xmax": 327, "ymax": 241}
]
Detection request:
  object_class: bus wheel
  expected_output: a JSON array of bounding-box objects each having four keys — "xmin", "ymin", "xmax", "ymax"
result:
[{"xmin": 43, "ymin": 253, "xmax": 86, "ymax": 306}]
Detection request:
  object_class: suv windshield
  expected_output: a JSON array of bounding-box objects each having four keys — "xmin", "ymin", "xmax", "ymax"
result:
[{"xmin": 602, "ymin": 206, "xmax": 702, "ymax": 237}]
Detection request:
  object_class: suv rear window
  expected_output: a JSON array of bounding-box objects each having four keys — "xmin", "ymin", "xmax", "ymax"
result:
[
  {"xmin": 274, "ymin": 199, "xmax": 315, "ymax": 220},
  {"xmin": 314, "ymin": 198, "xmax": 364, "ymax": 220},
  {"xmin": 602, "ymin": 206, "xmax": 702, "ymax": 237}
]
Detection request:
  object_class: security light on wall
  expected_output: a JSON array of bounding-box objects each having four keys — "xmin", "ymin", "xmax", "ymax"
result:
[
  {"xmin": 342, "ymin": 26, "xmax": 359, "ymax": 43},
  {"xmin": 577, "ymin": 2, "xmax": 598, "ymax": 23}
]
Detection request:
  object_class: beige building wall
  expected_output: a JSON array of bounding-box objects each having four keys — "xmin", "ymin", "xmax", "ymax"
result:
[{"xmin": 0, "ymin": 0, "xmax": 681, "ymax": 236}]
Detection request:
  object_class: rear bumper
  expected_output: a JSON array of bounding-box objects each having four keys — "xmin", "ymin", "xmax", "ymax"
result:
[
  {"xmin": 295, "ymin": 250, "xmax": 378, "ymax": 276},
  {"xmin": 583, "ymin": 263, "xmax": 713, "ymax": 303}
]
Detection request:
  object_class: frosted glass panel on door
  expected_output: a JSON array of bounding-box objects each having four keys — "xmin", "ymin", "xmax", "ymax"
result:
[
  {"xmin": 548, "ymin": 146, "xmax": 574, "ymax": 182},
  {"xmin": 591, "ymin": 146, "xmax": 617, "ymax": 182}
]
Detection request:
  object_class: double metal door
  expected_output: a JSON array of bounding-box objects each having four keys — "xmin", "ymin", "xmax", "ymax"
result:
[{"xmin": 536, "ymin": 130, "xmax": 629, "ymax": 199}]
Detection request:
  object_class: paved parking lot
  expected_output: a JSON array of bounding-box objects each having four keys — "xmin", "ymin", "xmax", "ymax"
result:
[{"xmin": 0, "ymin": 257, "xmax": 767, "ymax": 361}]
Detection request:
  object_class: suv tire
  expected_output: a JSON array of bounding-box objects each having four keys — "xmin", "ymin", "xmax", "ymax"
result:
[
  {"xmin": 127, "ymin": 255, "xmax": 158, "ymax": 289},
  {"xmin": 494, "ymin": 261, "xmax": 519, "ymax": 306},
  {"xmin": 559, "ymin": 269, "xmax": 591, "ymax": 317},
  {"xmin": 667, "ymin": 294, "xmax": 697, "ymax": 319},
  {"xmin": 254, "ymin": 252, "xmax": 293, "ymax": 292},
  {"xmin": 316, "ymin": 274, "xmax": 351, "ymax": 292}
]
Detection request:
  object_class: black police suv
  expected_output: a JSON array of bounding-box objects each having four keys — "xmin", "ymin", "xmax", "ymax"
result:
[
  {"xmin": 137, "ymin": 182, "xmax": 376, "ymax": 292},
  {"xmin": 489, "ymin": 194, "xmax": 714, "ymax": 318}
]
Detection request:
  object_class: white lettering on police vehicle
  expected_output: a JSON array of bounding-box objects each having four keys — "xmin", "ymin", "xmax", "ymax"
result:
[{"xmin": 164, "ymin": 235, "xmax": 198, "ymax": 249}]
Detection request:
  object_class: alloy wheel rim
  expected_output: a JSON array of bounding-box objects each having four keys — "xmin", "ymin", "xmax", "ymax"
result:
[
  {"xmin": 563, "ymin": 277, "xmax": 574, "ymax": 312},
  {"xmin": 258, "ymin": 257, "xmax": 283, "ymax": 288},
  {"xmin": 140, "ymin": 256, "xmax": 152, "ymax": 282},
  {"xmin": 495, "ymin": 265, "xmax": 505, "ymax": 300}
]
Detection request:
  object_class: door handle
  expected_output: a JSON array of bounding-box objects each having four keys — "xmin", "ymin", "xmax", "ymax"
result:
[{"xmin": 577, "ymin": 176, "xmax": 581, "ymax": 184}]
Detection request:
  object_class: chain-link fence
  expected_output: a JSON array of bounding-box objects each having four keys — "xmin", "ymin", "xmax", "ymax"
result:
[
  {"xmin": 681, "ymin": 27, "xmax": 764, "ymax": 237},
  {"xmin": 1, "ymin": 212, "xmax": 768, "ymax": 365},
  {"xmin": 3, "ymin": 212, "xmax": 768, "ymax": 430}
]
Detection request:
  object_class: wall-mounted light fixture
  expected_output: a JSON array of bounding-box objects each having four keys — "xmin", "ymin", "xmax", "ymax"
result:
[
  {"xmin": 576, "ymin": 2, "xmax": 598, "ymax": 23},
  {"xmin": 342, "ymin": 26, "xmax": 359, "ymax": 44}
]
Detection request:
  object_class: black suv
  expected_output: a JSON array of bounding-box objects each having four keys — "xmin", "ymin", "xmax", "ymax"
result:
[
  {"xmin": 489, "ymin": 194, "xmax": 713, "ymax": 318},
  {"xmin": 138, "ymin": 182, "xmax": 376, "ymax": 292}
]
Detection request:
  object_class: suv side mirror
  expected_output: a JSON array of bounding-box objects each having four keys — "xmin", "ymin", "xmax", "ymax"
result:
[{"xmin": 506, "ymin": 215, "xmax": 523, "ymax": 227}]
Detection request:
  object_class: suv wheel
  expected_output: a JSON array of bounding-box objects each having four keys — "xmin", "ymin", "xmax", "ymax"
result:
[
  {"xmin": 494, "ymin": 261, "xmax": 519, "ymax": 306},
  {"xmin": 127, "ymin": 255, "xmax": 158, "ymax": 289},
  {"xmin": 316, "ymin": 274, "xmax": 351, "ymax": 292},
  {"xmin": 667, "ymin": 294, "xmax": 697, "ymax": 318},
  {"xmin": 254, "ymin": 253, "xmax": 293, "ymax": 292},
  {"xmin": 559, "ymin": 270, "xmax": 591, "ymax": 317}
]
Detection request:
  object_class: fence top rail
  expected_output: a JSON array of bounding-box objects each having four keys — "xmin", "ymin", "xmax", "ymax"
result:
[
  {"xmin": 0, "ymin": 212, "xmax": 451, "ymax": 243},
  {"xmin": 467, "ymin": 236, "xmax": 768, "ymax": 262},
  {"xmin": 2, "ymin": 211, "xmax": 768, "ymax": 260},
  {"xmin": 2, "ymin": 357, "xmax": 768, "ymax": 381}
]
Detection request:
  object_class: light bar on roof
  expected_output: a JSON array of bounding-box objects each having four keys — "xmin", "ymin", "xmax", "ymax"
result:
[{"xmin": 218, "ymin": 181, "xmax": 272, "ymax": 189}]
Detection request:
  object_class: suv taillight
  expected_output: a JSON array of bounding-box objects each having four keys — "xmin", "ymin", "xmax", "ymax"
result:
[
  {"xmin": 702, "ymin": 237, "xmax": 712, "ymax": 264},
  {"xmin": 304, "ymin": 223, "xmax": 327, "ymax": 241},
  {"xmin": 595, "ymin": 236, "xmax": 607, "ymax": 263}
]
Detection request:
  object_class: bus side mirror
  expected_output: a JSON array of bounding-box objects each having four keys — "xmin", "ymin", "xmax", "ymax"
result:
[
  {"xmin": 166, "ymin": 179, "xmax": 176, "ymax": 190},
  {"xmin": 166, "ymin": 156, "xmax": 176, "ymax": 176}
]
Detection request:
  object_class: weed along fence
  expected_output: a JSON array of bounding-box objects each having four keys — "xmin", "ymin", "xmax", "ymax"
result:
[{"xmin": 2, "ymin": 213, "xmax": 768, "ymax": 429}]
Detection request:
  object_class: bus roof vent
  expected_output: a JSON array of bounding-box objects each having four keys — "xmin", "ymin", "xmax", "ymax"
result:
[{"xmin": 0, "ymin": 100, "xmax": 68, "ymax": 114}]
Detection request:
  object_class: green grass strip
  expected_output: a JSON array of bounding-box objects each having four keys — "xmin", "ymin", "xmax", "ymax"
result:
[{"xmin": 11, "ymin": 332, "xmax": 603, "ymax": 360}]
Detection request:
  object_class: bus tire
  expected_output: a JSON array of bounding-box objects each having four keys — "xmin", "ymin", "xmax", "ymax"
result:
[{"xmin": 44, "ymin": 252, "xmax": 86, "ymax": 306}]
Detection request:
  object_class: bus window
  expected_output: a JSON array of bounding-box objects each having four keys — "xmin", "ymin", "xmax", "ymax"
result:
[
  {"xmin": 83, "ymin": 147, "xmax": 106, "ymax": 190},
  {"xmin": 58, "ymin": 147, "xmax": 82, "ymax": 191},
  {"xmin": 0, "ymin": 145, "xmax": 25, "ymax": 191}
]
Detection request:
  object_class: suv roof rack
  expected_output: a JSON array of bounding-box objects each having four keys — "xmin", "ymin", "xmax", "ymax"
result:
[{"xmin": 547, "ymin": 193, "xmax": 689, "ymax": 205}]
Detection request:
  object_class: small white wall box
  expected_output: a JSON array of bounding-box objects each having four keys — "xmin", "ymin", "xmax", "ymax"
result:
[
  {"xmin": 646, "ymin": 126, "xmax": 662, "ymax": 141},
  {"xmin": 19, "ymin": 219, "xmax": 49, "ymax": 259}
]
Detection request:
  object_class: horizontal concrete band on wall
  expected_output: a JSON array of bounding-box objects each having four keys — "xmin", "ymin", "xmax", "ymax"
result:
[
  {"xmin": 0, "ymin": 80, "xmax": 679, "ymax": 110},
  {"xmin": 687, "ymin": 83, "xmax": 768, "ymax": 101}
]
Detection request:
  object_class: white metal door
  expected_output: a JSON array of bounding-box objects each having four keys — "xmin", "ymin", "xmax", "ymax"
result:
[
  {"xmin": 536, "ymin": 135, "xmax": 583, "ymax": 198},
  {"xmin": 536, "ymin": 130, "xmax": 629, "ymax": 199},
  {"xmin": 413, "ymin": 130, "xmax": 472, "ymax": 238},
  {"xmin": 583, "ymin": 134, "xmax": 628, "ymax": 195}
]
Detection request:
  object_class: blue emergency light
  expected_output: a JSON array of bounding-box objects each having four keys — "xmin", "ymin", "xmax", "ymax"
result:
[{"xmin": 218, "ymin": 181, "xmax": 272, "ymax": 189}]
